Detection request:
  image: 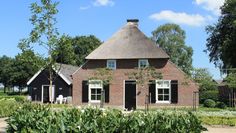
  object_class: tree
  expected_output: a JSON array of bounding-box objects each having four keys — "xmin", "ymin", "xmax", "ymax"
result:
[
  {"xmin": 89, "ymin": 68, "xmax": 113, "ymax": 108},
  {"xmin": 191, "ymin": 68, "xmax": 217, "ymax": 92},
  {"xmin": 191, "ymin": 68, "xmax": 218, "ymax": 103},
  {"xmin": 205, "ymin": 0, "xmax": 236, "ymax": 70},
  {"xmin": 0, "ymin": 56, "xmax": 14, "ymax": 93},
  {"xmin": 54, "ymin": 34, "xmax": 77, "ymax": 65},
  {"xmin": 73, "ymin": 35, "xmax": 101, "ymax": 66},
  {"xmin": 126, "ymin": 67, "xmax": 162, "ymax": 112},
  {"xmin": 151, "ymin": 23, "xmax": 193, "ymax": 75},
  {"xmin": 19, "ymin": 0, "xmax": 60, "ymax": 102},
  {"xmin": 10, "ymin": 50, "xmax": 44, "ymax": 92},
  {"xmin": 54, "ymin": 35, "xmax": 101, "ymax": 66}
]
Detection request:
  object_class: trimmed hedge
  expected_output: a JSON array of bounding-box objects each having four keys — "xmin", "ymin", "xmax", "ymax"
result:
[
  {"xmin": 203, "ymin": 99, "xmax": 216, "ymax": 108},
  {"xmin": 7, "ymin": 103, "xmax": 206, "ymax": 133},
  {"xmin": 200, "ymin": 90, "xmax": 219, "ymax": 104},
  {"xmin": 0, "ymin": 98, "xmax": 21, "ymax": 118},
  {"xmin": 0, "ymin": 96, "xmax": 26, "ymax": 102}
]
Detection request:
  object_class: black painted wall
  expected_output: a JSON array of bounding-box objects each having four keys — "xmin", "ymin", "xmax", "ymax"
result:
[{"xmin": 28, "ymin": 70, "xmax": 72, "ymax": 102}]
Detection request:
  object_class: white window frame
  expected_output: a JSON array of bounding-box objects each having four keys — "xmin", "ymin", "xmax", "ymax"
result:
[
  {"xmin": 107, "ymin": 60, "xmax": 116, "ymax": 70},
  {"xmin": 89, "ymin": 80, "xmax": 103, "ymax": 103},
  {"xmin": 156, "ymin": 80, "xmax": 171, "ymax": 103},
  {"xmin": 138, "ymin": 59, "xmax": 149, "ymax": 68},
  {"xmin": 41, "ymin": 85, "xmax": 55, "ymax": 103}
]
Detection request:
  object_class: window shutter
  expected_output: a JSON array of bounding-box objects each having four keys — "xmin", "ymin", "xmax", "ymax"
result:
[
  {"xmin": 104, "ymin": 84, "xmax": 110, "ymax": 103},
  {"xmin": 149, "ymin": 80, "xmax": 156, "ymax": 103},
  {"xmin": 82, "ymin": 81, "xmax": 88, "ymax": 103},
  {"xmin": 171, "ymin": 80, "xmax": 178, "ymax": 103}
]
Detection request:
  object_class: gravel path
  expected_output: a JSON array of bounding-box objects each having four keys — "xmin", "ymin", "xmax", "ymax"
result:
[
  {"xmin": 0, "ymin": 118, "xmax": 7, "ymax": 133},
  {"xmin": 203, "ymin": 125, "xmax": 236, "ymax": 133}
]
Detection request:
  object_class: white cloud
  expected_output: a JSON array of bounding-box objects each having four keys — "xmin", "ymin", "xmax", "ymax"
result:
[
  {"xmin": 194, "ymin": 0, "xmax": 225, "ymax": 15},
  {"xmin": 150, "ymin": 10, "xmax": 207, "ymax": 27},
  {"xmin": 80, "ymin": 6, "xmax": 91, "ymax": 10},
  {"xmin": 93, "ymin": 0, "xmax": 114, "ymax": 7}
]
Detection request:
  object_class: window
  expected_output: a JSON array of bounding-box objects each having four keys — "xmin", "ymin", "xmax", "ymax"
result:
[
  {"xmin": 107, "ymin": 60, "xmax": 116, "ymax": 70},
  {"xmin": 138, "ymin": 59, "xmax": 149, "ymax": 68},
  {"xmin": 156, "ymin": 80, "xmax": 171, "ymax": 103},
  {"xmin": 89, "ymin": 80, "xmax": 103, "ymax": 103}
]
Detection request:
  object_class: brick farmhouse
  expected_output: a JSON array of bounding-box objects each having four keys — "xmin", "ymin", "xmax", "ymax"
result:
[{"xmin": 72, "ymin": 19, "xmax": 198, "ymax": 109}]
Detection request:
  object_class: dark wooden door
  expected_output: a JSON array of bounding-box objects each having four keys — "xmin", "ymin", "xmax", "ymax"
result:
[
  {"xmin": 125, "ymin": 81, "xmax": 136, "ymax": 110},
  {"xmin": 43, "ymin": 86, "xmax": 49, "ymax": 103}
]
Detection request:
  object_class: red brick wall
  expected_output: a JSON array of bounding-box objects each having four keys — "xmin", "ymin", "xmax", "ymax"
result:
[{"xmin": 72, "ymin": 59, "xmax": 199, "ymax": 108}]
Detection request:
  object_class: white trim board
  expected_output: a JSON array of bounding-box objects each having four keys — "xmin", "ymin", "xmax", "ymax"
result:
[
  {"xmin": 27, "ymin": 67, "xmax": 72, "ymax": 86},
  {"xmin": 41, "ymin": 85, "xmax": 55, "ymax": 103},
  {"xmin": 27, "ymin": 69, "xmax": 43, "ymax": 85}
]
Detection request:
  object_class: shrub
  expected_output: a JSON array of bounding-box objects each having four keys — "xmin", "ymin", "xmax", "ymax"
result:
[
  {"xmin": 0, "ymin": 98, "xmax": 21, "ymax": 118},
  {"xmin": 216, "ymin": 102, "xmax": 227, "ymax": 109},
  {"xmin": 7, "ymin": 104, "xmax": 207, "ymax": 133},
  {"xmin": 204, "ymin": 99, "xmax": 216, "ymax": 108},
  {"xmin": 200, "ymin": 90, "xmax": 219, "ymax": 103},
  {"xmin": 0, "ymin": 96, "xmax": 26, "ymax": 102}
]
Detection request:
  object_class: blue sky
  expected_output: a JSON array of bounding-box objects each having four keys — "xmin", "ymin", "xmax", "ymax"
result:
[{"xmin": 0, "ymin": 0, "xmax": 225, "ymax": 79}]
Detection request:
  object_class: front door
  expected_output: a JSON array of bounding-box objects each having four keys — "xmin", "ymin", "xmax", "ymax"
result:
[
  {"xmin": 42, "ymin": 85, "xmax": 55, "ymax": 103},
  {"xmin": 43, "ymin": 86, "xmax": 49, "ymax": 103},
  {"xmin": 125, "ymin": 81, "xmax": 136, "ymax": 110}
]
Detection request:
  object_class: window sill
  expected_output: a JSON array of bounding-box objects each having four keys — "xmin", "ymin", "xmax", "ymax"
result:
[
  {"xmin": 156, "ymin": 101, "xmax": 171, "ymax": 104},
  {"xmin": 90, "ymin": 100, "xmax": 101, "ymax": 103}
]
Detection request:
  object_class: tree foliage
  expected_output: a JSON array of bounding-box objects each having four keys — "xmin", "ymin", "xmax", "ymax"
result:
[
  {"xmin": 126, "ymin": 67, "xmax": 162, "ymax": 86},
  {"xmin": 225, "ymin": 69, "xmax": 236, "ymax": 89},
  {"xmin": 205, "ymin": 0, "xmax": 236, "ymax": 70},
  {"xmin": 0, "ymin": 56, "xmax": 14, "ymax": 92},
  {"xmin": 191, "ymin": 68, "xmax": 217, "ymax": 92},
  {"xmin": 0, "ymin": 50, "xmax": 43, "ymax": 92},
  {"xmin": 89, "ymin": 68, "xmax": 113, "ymax": 86},
  {"xmin": 11, "ymin": 50, "xmax": 44, "ymax": 88},
  {"xmin": 53, "ymin": 34, "xmax": 77, "ymax": 65},
  {"xmin": 55, "ymin": 35, "xmax": 101, "ymax": 66},
  {"xmin": 151, "ymin": 23, "xmax": 193, "ymax": 75},
  {"xmin": 18, "ymin": 0, "xmax": 60, "ymax": 101}
]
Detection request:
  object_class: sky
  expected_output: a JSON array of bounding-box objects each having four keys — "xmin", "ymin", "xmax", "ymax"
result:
[{"xmin": 0, "ymin": 0, "xmax": 225, "ymax": 79}]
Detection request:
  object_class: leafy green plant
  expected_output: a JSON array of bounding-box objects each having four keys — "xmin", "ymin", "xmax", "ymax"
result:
[
  {"xmin": 216, "ymin": 102, "xmax": 227, "ymax": 109},
  {"xmin": 204, "ymin": 99, "xmax": 216, "ymax": 108},
  {"xmin": 7, "ymin": 104, "xmax": 206, "ymax": 133},
  {"xmin": 0, "ymin": 98, "xmax": 21, "ymax": 118},
  {"xmin": 0, "ymin": 96, "xmax": 26, "ymax": 102},
  {"xmin": 200, "ymin": 90, "xmax": 219, "ymax": 103}
]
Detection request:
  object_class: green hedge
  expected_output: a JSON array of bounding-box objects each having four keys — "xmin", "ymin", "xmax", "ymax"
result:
[
  {"xmin": 200, "ymin": 90, "xmax": 219, "ymax": 103},
  {"xmin": 200, "ymin": 116, "xmax": 236, "ymax": 126},
  {"xmin": 7, "ymin": 103, "xmax": 206, "ymax": 133},
  {"xmin": 0, "ymin": 96, "xmax": 26, "ymax": 102},
  {"xmin": 0, "ymin": 98, "xmax": 21, "ymax": 118}
]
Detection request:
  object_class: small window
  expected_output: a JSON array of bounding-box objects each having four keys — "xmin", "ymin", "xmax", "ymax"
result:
[
  {"xmin": 138, "ymin": 59, "xmax": 149, "ymax": 68},
  {"xmin": 156, "ymin": 80, "xmax": 171, "ymax": 103},
  {"xmin": 89, "ymin": 80, "xmax": 103, "ymax": 103},
  {"xmin": 107, "ymin": 60, "xmax": 116, "ymax": 70}
]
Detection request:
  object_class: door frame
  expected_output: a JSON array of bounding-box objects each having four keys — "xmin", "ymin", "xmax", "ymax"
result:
[
  {"xmin": 123, "ymin": 80, "xmax": 137, "ymax": 110},
  {"xmin": 41, "ymin": 85, "xmax": 55, "ymax": 103}
]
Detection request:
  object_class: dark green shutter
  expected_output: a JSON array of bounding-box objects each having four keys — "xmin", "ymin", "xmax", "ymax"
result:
[
  {"xmin": 171, "ymin": 80, "xmax": 178, "ymax": 103},
  {"xmin": 82, "ymin": 80, "xmax": 88, "ymax": 103},
  {"xmin": 149, "ymin": 80, "xmax": 156, "ymax": 103},
  {"xmin": 104, "ymin": 84, "xmax": 110, "ymax": 103}
]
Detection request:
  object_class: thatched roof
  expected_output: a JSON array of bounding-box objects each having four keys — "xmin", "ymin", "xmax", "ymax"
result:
[{"xmin": 86, "ymin": 20, "xmax": 169, "ymax": 59}]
